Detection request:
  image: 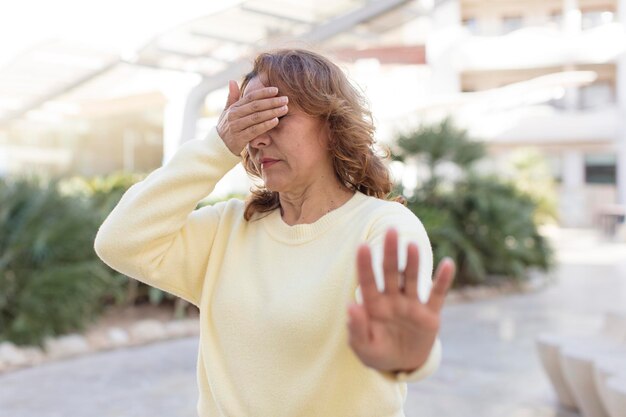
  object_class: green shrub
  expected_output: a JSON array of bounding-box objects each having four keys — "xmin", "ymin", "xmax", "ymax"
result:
[
  {"xmin": 392, "ymin": 118, "xmax": 555, "ymax": 286},
  {"xmin": 0, "ymin": 176, "xmax": 125, "ymax": 347},
  {"xmin": 0, "ymin": 169, "xmax": 240, "ymax": 346},
  {"xmin": 408, "ymin": 175, "xmax": 554, "ymax": 286},
  {"xmin": 61, "ymin": 171, "xmax": 194, "ymax": 316},
  {"xmin": 59, "ymin": 171, "xmax": 146, "ymax": 217},
  {"xmin": 63, "ymin": 172, "xmax": 242, "ymax": 317}
]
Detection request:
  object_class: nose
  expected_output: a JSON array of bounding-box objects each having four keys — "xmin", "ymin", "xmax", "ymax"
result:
[{"xmin": 248, "ymin": 131, "xmax": 271, "ymax": 149}]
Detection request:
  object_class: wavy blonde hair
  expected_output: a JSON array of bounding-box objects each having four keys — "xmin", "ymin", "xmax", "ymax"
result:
[{"xmin": 240, "ymin": 49, "xmax": 401, "ymax": 220}]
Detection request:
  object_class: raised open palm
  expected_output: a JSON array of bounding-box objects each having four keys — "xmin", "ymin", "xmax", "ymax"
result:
[{"xmin": 347, "ymin": 228, "xmax": 456, "ymax": 374}]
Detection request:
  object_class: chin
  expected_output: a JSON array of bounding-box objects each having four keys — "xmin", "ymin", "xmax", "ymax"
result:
[{"xmin": 262, "ymin": 178, "xmax": 285, "ymax": 193}]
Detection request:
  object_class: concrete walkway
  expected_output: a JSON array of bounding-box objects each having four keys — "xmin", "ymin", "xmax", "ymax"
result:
[{"xmin": 1, "ymin": 229, "xmax": 625, "ymax": 417}]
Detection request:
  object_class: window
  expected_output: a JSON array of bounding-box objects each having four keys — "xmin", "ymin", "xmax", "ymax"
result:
[
  {"xmin": 581, "ymin": 10, "xmax": 614, "ymax": 30},
  {"xmin": 549, "ymin": 11, "xmax": 563, "ymax": 29},
  {"xmin": 462, "ymin": 17, "xmax": 479, "ymax": 35},
  {"xmin": 585, "ymin": 154, "xmax": 616, "ymax": 184},
  {"xmin": 502, "ymin": 15, "xmax": 523, "ymax": 33},
  {"xmin": 579, "ymin": 82, "xmax": 615, "ymax": 109}
]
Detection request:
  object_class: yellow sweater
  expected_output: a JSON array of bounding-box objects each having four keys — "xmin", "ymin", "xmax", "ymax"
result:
[{"xmin": 94, "ymin": 127, "xmax": 442, "ymax": 417}]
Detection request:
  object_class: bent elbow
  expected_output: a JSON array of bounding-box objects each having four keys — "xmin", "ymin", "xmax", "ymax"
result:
[
  {"xmin": 93, "ymin": 224, "xmax": 144, "ymax": 280},
  {"xmin": 93, "ymin": 224, "xmax": 114, "ymax": 263}
]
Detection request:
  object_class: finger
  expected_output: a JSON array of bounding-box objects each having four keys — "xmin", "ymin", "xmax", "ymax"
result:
[
  {"xmin": 382, "ymin": 228, "xmax": 400, "ymax": 295},
  {"xmin": 234, "ymin": 95, "xmax": 289, "ymax": 119},
  {"xmin": 239, "ymin": 117, "xmax": 280, "ymax": 142},
  {"xmin": 238, "ymin": 86, "xmax": 279, "ymax": 106},
  {"xmin": 347, "ymin": 303, "xmax": 371, "ymax": 350},
  {"xmin": 426, "ymin": 258, "xmax": 456, "ymax": 313},
  {"xmin": 224, "ymin": 80, "xmax": 240, "ymax": 110},
  {"xmin": 356, "ymin": 244, "xmax": 380, "ymax": 307},
  {"xmin": 403, "ymin": 242, "xmax": 420, "ymax": 299},
  {"xmin": 231, "ymin": 104, "xmax": 288, "ymax": 132}
]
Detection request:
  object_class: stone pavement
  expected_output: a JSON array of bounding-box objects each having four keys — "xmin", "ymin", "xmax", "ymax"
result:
[
  {"xmin": 405, "ymin": 228, "xmax": 626, "ymax": 417},
  {"xmin": 1, "ymin": 228, "xmax": 624, "ymax": 417}
]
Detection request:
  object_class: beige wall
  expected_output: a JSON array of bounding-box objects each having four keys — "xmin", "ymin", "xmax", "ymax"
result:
[
  {"xmin": 460, "ymin": 63, "xmax": 617, "ymax": 91},
  {"xmin": 0, "ymin": 93, "xmax": 166, "ymax": 179},
  {"xmin": 460, "ymin": 0, "xmax": 617, "ymax": 20}
]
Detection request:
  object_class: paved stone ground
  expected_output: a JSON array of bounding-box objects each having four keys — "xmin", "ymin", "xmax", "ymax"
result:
[
  {"xmin": 1, "ymin": 228, "xmax": 624, "ymax": 417},
  {"xmin": 406, "ymin": 228, "xmax": 626, "ymax": 417},
  {"xmin": 0, "ymin": 338, "xmax": 199, "ymax": 417}
]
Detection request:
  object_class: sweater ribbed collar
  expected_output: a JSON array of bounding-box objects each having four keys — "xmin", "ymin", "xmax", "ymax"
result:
[{"xmin": 261, "ymin": 191, "xmax": 369, "ymax": 244}]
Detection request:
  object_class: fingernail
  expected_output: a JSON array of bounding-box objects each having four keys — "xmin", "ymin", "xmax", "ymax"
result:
[
  {"xmin": 280, "ymin": 96, "xmax": 288, "ymax": 103},
  {"xmin": 270, "ymin": 87, "xmax": 278, "ymax": 94}
]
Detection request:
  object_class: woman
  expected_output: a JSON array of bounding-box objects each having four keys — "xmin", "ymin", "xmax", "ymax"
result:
[{"xmin": 94, "ymin": 49, "xmax": 456, "ymax": 417}]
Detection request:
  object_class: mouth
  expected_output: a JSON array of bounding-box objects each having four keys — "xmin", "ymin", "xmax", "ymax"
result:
[{"xmin": 260, "ymin": 159, "xmax": 280, "ymax": 169}]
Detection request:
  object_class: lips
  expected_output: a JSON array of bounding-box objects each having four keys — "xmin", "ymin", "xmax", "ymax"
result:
[{"xmin": 260, "ymin": 158, "xmax": 280, "ymax": 169}]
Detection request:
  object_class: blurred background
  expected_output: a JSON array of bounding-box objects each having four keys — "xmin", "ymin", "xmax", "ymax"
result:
[
  {"xmin": 1, "ymin": 0, "xmax": 625, "ymax": 227},
  {"xmin": 0, "ymin": 1, "xmax": 625, "ymax": 417}
]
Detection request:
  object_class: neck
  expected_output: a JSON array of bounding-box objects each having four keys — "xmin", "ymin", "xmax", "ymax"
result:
[{"xmin": 278, "ymin": 182, "xmax": 355, "ymax": 226}]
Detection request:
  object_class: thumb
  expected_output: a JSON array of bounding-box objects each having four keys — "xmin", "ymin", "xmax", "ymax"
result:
[
  {"xmin": 224, "ymin": 80, "xmax": 240, "ymax": 110},
  {"xmin": 347, "ymin": 303, "xmax": 371, "ymax": 348}
]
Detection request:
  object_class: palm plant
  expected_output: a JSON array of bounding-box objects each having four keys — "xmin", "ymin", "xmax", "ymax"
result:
[
  {"xmin": 391, "ymin": 118, "xmax": 554, "ymax": 286},
  {"xmin": 0, "ymin": 176, "xmax": 125, "ymax": 346},
  {"xmin": 393, "ymin": 117, "xmax": 486, "ymax": 196}
]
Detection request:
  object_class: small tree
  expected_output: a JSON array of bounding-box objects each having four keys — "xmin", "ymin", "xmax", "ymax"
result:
[
  {"xmin": 393, "ymin": 117, "xmax": 486, "ymax": 196},
  {"xmin": 391, "ymin": 118, "xmax": 554, "ymax": 286}
]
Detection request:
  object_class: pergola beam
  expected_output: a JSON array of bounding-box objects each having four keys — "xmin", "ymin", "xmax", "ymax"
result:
[
  {"xmin": 240, "ymin": 5, "xmax": 315, "ymax": 25},
  {"xmin": 162, "ymin": 0, "xmax": 416, "ymax": 163},
  {"xmin": 189, "ymin": 30, "xmax": 255, "ymax": 47},
  {"xmin": 0, "ymin": 59, "xmax": 119, "ymax": 125}
]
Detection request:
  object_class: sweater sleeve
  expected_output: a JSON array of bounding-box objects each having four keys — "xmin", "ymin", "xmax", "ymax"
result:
[
  {"xmin": 93, "ymin": 127, "xmax": 241, "ymax": 307},
  {"xmin": 355, "ymin": 203, "xmax": 442, "ymax": 383}
]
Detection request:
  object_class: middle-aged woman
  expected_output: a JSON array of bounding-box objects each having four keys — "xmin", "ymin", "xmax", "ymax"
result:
[{"xmin": 94, "ymin": 48, "xmax": 456, "ymax": 417}]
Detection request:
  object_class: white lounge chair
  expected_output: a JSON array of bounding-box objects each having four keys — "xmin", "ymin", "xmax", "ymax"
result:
[
  {"xmin": 592, "ymin": 353, "xmax": 626, "ymax": 416},
  {"xmin": 603, "ymin": 375, "xmax": 626, "ymax": 417},
  {"xmin": 559, "ymin": 342, "xmax": 625, "ymax": 417},
  {"xmin": 535, "ymin": 309, "xmax": 626, "ymax": 412},
  {"xmin": 536, "ymin": 333, "xmax": 583, "ymax": 409}
]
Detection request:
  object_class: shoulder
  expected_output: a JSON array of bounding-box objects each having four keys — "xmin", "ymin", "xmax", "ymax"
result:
[
  {"xmin": 191, "ymin": 197, "xmax": 246, "ymax": 223},
  {"xmin": 357, "ymin": 194, "xmax": 426, "ymax": 235},
  {"xmin": 357, "ymin": 194, "xmax": 435, "ymax": 295}
]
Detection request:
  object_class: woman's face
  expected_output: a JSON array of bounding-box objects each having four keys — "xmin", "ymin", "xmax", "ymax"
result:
[{"xmin": 243, "ymin": 76, "xmax": 335, "ymax": 194}]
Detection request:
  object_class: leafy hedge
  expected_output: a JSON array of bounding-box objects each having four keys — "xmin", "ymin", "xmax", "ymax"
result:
[
  {"xmin": 407, "ymin": 175, "xmax": 554, "ymax": 286},
  {"xmin": 392, "ymin": 118, "xmax": 555, "ymax": 286},
  {"xmin": 0, "ymin": 171, "xmax": 235, "ymax": 346},
  {"xmin": 0, "ymin": 176, "xmax": 126, "ymax": 346},
  {"xmin": 62, "ymin": 172, "xmax": 198, "ymax": 318}
]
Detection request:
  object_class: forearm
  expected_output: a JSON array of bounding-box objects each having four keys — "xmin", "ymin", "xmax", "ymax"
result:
[{"xmin": 94, "ymin": 127, "xmax": 239, "ymax": 282}]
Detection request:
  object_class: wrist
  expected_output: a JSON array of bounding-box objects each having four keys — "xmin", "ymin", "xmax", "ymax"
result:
[{"xmin": 391, "ymin": 356, "xmax": 428, "ymax": 374}]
